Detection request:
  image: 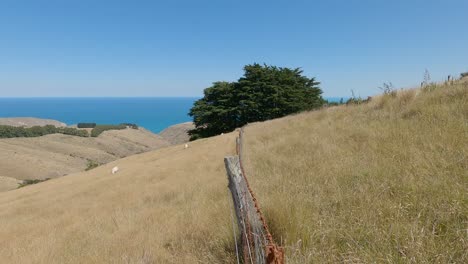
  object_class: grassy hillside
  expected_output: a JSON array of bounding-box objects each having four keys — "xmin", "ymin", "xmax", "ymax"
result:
[
  {"xmin": 243, "ymin": 82, "xmax": 467, "ymax": 262},
  {"xmin": 159, "ymin": 122, "xmax": 195, "ymax": 145},
  {"xmin": 0, "ymin": 117, "xmax": 66, "ymax": 127},
  {"xmin": 0, "ymin": 133, "xmax": 237, "ymax": 263},
  {"xmin": 0, "ymin": 176, "xmax": 22, "ymax": 192},
  {"xmin": 0, "ymin": 128, "xmax": 170, "ymax": 191},
  {"xmin": 0, "ymin": 82, "xmax": 465, "ymax": 263}
]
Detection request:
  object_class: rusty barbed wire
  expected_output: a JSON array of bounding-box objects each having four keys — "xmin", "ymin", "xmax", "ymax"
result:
[{"xmin": 236, "ymin": 127, "xmax": 285, "ymax": 264}]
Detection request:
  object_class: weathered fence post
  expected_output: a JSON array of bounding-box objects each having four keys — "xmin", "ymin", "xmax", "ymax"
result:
[{"xmin": 224, "ymin": 128, "xmax": 285, "ymax": 264}]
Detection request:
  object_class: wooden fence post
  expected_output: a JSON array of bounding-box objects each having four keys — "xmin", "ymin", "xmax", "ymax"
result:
[{"xmin": 225, "ymin": 155, "xmax": 285, "ymax": 264}]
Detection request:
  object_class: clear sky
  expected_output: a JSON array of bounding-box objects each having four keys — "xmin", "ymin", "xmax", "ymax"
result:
[{"xmin": 1, "ymin": 0, "xmax": 467, "ymax": 97}]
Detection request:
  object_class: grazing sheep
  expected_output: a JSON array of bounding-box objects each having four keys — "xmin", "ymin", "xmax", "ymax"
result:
[
  {"xmin": 184, "ymin": 144, "xmax": 189, "ymax": 149},
  {"xmin": 111, "ymin": 166, "xmax": 119, "ymax": 174}
]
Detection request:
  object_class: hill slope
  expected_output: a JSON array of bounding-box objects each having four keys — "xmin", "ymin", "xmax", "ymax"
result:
[
  {"xmin": 0, "ymin": 117, "xmax": 66, "ymax": 127},
  {"xmin": 0, "ymin": 82, "xmax": 465, "ymax": 263},
  {"xmin": 0, "ymin": 176, "xmax": 22, "ymax": 192},
  {"xmin": 159, "ymin": 122, "xmax": 194, "ymax": 144},
  {"xmin": 0, "ymin": 128, "xmax": 170, "ymax": 190},
  {"xmin": 0, "ymin": 133, "xmax": 236, "ymax": 263},
  {"xmin": 242, "ymin": 82, "xmax": 467, "ymax": 262}
]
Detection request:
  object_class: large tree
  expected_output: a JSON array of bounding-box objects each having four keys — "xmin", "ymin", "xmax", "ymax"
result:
[{"xmin": 189, "ymin": 63, "xmax": 323, "ymax": 140}]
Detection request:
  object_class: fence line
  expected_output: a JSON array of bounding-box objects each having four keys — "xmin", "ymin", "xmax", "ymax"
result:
[
  {"xmin": 224, "ymin": 128, "xmax": 284, "ymax": 264},
  {"xmin": 237, "ymin": 128, "xmax": 275, "ymax": 246},
  {"xmin": 229, "ymin": 186, "xmax": 241, "ymax": 264}
]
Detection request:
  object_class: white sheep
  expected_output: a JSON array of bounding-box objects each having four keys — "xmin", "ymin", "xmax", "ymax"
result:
[
  {"xmin": 111, "ymin": 166, "xmax": 119, "ymax": 174},
  {"xmin": 184, "ymin": 144, "xmax": 189, "ymax": 149}
]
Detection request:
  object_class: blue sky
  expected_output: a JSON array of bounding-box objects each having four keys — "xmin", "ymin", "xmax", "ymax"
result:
[{"xmin": 0, "ymin": 0, "xmax": 467, "ymax": 97}]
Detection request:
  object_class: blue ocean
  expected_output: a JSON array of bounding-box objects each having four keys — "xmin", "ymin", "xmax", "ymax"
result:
[
  {"xmin": 325, "ymin": 97, "xmax": 348, "ymax": 103},
  {"xmin": 0, "ymin": 97, "xmax": 344, "ymax": 133},
  {"xmin": 0, "ymin": 98, "xmax": 198, "ymax": 133}
]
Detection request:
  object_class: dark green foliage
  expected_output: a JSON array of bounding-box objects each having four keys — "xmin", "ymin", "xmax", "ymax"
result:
[
  {"xmin": 18, "ymin": 178, "xmax": 51, "ymax": 188},
  {"xmin": 90, "ymin": 125, "xmax": 127, "ymax": 137},
  {"xmin": 58, "ymin": 127, "xmax": 89, "ymax": 137},
  {"xmin": 189, "ymin": 63, "xmax": 324, "ymax": 139},
  {"xmin": 0, "ymin": 125, "xmax": 89, "ymax": 138},
  {"xmin": 77, "ymin": 123, "xmax": 96, "ymax": 128},
  {"xmin": 189, "ymin": 82, "xmax": 240, "ymax": 139},
  {"xmin": 86, "ymin": 160, "xmax": 100, "ymax": 171},
  {"xmin": 0, "ymin": 122, "xmax": 137, "ymax": 138}
]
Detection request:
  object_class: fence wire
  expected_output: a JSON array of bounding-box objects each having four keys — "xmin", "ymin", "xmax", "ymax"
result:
[{"xmin": 225, "ymin": 127, "xmax": 284, "ymax": 264}]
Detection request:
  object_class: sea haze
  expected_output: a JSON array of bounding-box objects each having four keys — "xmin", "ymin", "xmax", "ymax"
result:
[{"xmin": 0, "ymin": 97, "xmax": 198, "ymax": 133}]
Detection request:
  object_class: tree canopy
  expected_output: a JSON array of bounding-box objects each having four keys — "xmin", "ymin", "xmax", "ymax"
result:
[{"xmin": 188, "ymin": 63, "xmax": 324, "ymax": 140}]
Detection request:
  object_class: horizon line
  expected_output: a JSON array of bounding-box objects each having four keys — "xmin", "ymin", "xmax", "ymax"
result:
[
  {"xmin": 0, "ymin": 96, "xmax": 202, "ymax": 99},
  {"xmin": 0, "ymin": 95, "xmax": 349, "ymax": 99}
]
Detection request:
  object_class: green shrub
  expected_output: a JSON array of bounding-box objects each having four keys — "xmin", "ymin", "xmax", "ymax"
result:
[
  {"xmin": 58, "ymin": 127, "xmax": 89, "ymax": 137},
  {"xmin": 90, "ymin": 125, "xmax": 127, "ymax": 137},
  {"xmin": 18, "ymin": 178, "xmax": 51, "ymax": 188},
  {"xmin": 0, "ymin": 125, "xmax": 88, "ymax": 138},
  {"xmin": 77, "ymin": 123, "xmax": 96, "ymax": 128},
  {"xmin": 86, "ymin": 160, "xmax": 100, "ymax": 171},
  {"xmin": 0, "ymin": 122, "xmax": 139, "ymax": 138}
]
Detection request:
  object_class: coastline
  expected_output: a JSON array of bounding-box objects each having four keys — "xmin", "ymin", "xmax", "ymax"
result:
[
  {"xmin": 0, "ymin": 117, "xmax": 194, "ymax": 191},
  {"xmin": 0, "ymin": 97, "xmax": 197, "ymax": 133}
]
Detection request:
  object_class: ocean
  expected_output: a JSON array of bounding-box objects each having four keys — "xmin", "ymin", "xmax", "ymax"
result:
[
  {"xmin": 325, "ymin": 97, "xmax": 348, "ymax": 103},
  {"xmin": 0, "ymin": 98, "xmax": 198, "ymax": 133},
  {"xmin": 0, "ymin": 97, "xmax": 344, "ymax": 133}
]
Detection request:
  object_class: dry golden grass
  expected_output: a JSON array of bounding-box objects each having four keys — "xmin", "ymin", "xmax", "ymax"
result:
[
  {"xmin": 0, "ymin": 176, "xmax": 22, "ymax": 192},
  {"xmin": 0, "ymin": 128, "xmax": 170, "ymax": 188},
  {"xmin": 0, "ymin": 133, "xmax": 237, "ymax": 263},
  {"xmin": 0, "ymin": 82, "xmax": 466, "ymax": 263},
  {"xmin": 243, "ymin": 82, "xmax": 467, "ymax": 263}
]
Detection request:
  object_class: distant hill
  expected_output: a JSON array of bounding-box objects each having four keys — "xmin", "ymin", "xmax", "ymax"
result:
[
  {"xmin": 241, "ymin": 81, "xmax": 467, "ymax": 262},
  {"xmin": 0, "ymin": 118, "xmax": 197, "ymax": 192},
  {"xmin": 0, "ymin": 126, "xmax": 170, "ymax": 191},
  {"xmin": 0, "ymin": 117, "xmax": 66, "ymax": 127},
  {"xmin": 159, "ymin": 122, "xmax": 194, "ymax": 144}
]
